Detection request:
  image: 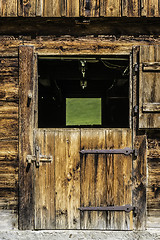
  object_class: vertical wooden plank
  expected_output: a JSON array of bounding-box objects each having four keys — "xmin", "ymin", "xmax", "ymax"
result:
[
  {"xmin": 55, "ymin": 129, "xmax": 80, "ymax": 229},
  {"xmin": 122, "ymin": 0, "xmax": 140, "ymax": 17},
  {"xmin": 1, "ymin": 0, "xmax": 17, "ymax": 16},
  {"xmin": 35, "ymin": 130, "xmax": 56, "ymax": 229},
  {"xmin": 81, "ymin": 129, "xmax": 107, "ymax": 229},
  {"xmin": 132, "ymin": 46, "xmax": 140, "ymax": 143},
  {"xmin": 106, "ymin": 129, "xmax": 133, "ymax": 230},
  {"xmin": 80, "ymin": 0, "xmax": 100, "ymax": 17},
  {"xmin": 100, "ymin": 0, "xmax": 121, "ymax": 17},
  {"xmin": 133, "ymin": 135, "xmax": 147, "ymax": 230},
  {"xmin": 36, "ymin": 0, "xmax": 43, "ymax": 16},
  {"xmin": 42, "ymin": 0, "xmax": 61, "ymax": 17},
  {"xmin": 141, "ymin": 0, "xmax": 160, "ymax": 17},
  {"xmin": 19, "ymin": 45, "xmax": 35, "ymax": 230},
  {"xmin": 18, "ymin": 0, "xmax": 36, "ymax": 17},
  {"xmin": 139, "ymin": 45, "xmax": 160, "ymax": 129},
  {"xmin": 67, "ymin": 0, "xmax": 79, "ymax": 17},
  {"xmin": 0, "ymin": 0, "xmax": 17, "ymax": 17}
]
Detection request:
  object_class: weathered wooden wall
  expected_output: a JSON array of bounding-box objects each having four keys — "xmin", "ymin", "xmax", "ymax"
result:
[
  {"xmin": 0, "ymin": 57, "xmax": 19, "ymax": 229},
  {"xmin": 0, "ymin": 36, "xmax": 159, "ymax": 229},
  {"xmin": 0, "ymin": 0, "xmax": 160, "ymax": 17}
]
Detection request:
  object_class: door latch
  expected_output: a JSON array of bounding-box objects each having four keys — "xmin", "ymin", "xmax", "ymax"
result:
[{"xmin": 26, "ymin": 146, "xmax": 53, "ymax": 167}]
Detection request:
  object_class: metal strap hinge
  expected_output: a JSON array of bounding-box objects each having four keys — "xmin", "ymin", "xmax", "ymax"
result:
[
  {"xmin": 26, "ymin": 146, "xmax": 53, "ymax": 167},
  {"xmin": 79, "ymin": 204, "xmax": 136, "ymax": 213},
  {"xmin": 80, "ymin": 147, "xmax": 138, "ymax": 157}
]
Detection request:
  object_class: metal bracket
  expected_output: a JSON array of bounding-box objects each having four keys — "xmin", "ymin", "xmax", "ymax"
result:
[
  {"xmin": 26, "ymin": 146, "xmax": 53, "ymax": 167},
  {"xmin": 79, "ymin": 204, "xmax": 135, "ymax": 213},
  {"xmin": 80, "ymin": 147, "xmax": 138, "ymax": 157},
  {"xmin": 133, "ymin": 63, "xmax": 139, "ymax": 76},
  {"xmin": 133, "ymin": 105, "xmax": 138, "ymax": 115}
]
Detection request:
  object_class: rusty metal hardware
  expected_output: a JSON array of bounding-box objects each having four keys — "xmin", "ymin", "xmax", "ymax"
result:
[
  {"xmin": 133, "ymin": 63, "xmax": 139, "ymax": 75},
  {"xmin": 27, "ymin": 90, "xmax": 33, "ymax": 107},
  {"xmin": 133, "ymin": 105, "xmax": 138, "ymax": 116},
  {"xmin": 79, "ymin": 204, "xmax": 135, "ymax": 213},
  {"xmin": 80, "ymin": 147, "xmax": 138, "ymax": 157},
  {"xmin": 26, "ymin": 146, "xmax": 53, "ymax": 167}
]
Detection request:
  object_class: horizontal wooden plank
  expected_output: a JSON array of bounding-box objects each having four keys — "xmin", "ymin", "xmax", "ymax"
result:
[
  {"xmin": 0, "ymin": 174, "xmax": 18, "ymax": 189},
  {"xmin": 0, "ymin": 141, "xmax": 18, "ymax": 161},
  {"xmin": 0, "ymin": 188, "xmax": 18, "ymax": 210},
  {"xmin": 143, "ymin": 103, "xmax": 160, "ymax": 112},
  {"xmin": 0, "ymin": 161, "xmax": 18, "ymax": 175},
  {"xmin": 148, "ymin": 159, "xmax": 160, "ymax": 186},
  {"xmin": 147, "ymin": 210, "xmax": 160, "ymax": 228},
  {"xmin": 143, "ymin": 62, "xmax": 160, "ymax": 71},
  {"xmin": 147, "ymin": 188, "xmax": 160, "ymax": 210},
  {"xmin": 0, "ymin": 84, "xmax": 18, "ymax": 102},
  {"xmin": 0, "ymin": 117, "xmax": 18, "ymax": 140},
  {"xmin": 0, "ymin": 102, "xmax": 18, "ymax": 116},
  {"xmin": 0, "ymin": 199, "xmax": 18, "ymax": 210}
]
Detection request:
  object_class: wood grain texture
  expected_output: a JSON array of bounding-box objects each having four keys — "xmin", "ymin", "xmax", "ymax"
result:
[
  {"xmin": 0, "ymin": 58, "xmax": 18, "ymax": 102},
  {"xmin": 100, "ymin": 0, "xmax": 121, "ymax": 16},
  {"xmin": 122, "ymin": 0, "xmax": 140, "ymax": 17},
  {"xmin": 0, "ymin": 141, "xmax": 18, "ymax": 161},
  {"xmin": 80, "ymin": 0, "xmax": 100, "ymax": 17},
  {"xmin": 143, "ymin": 103, "xmax": 160, "ymax": 112},
  {"xmin": 67, "ymin": 0, "xmax": 79, "ymax": 17},
  {"xmin": 133, "ymin": 135, "xmax": 147, "ymax": 230},
  {"xmin": 80, "ymin": 129, "xmax": 107, "ymax": 230},
  {"xmin": 143, "ymin": 62, "xmax": 160, "ymax": 71},
  {"xmin": 42, "ymin": 0, "xmax": 61, "ymax": 17},
  {"xmin": 1, "ymin": 0, "xmax": 17, "ymax": 16},
  {"xmin": 147, "ymin": 210, "xmax": 160, "ymax": 228},
  {"xmin": 141, "ymin": 0, "xmax": 160, "ymax": 17},
  {"xmin": 81, "ymin": 129, "xmax": 132, "ymax": 230},
  {"xmin": 106, "ymin": 129, "xmax": 133, "ymax": 230},
  {"xmin": 18, "ymin": 0, "xmax": 36, "ymax": 16},
  {"xmin": 19, "ymin": 45, "xmax": 35, "ymax": 230},
  {"xmin": 147, "ymin": 137, "xmax": 160, "ymax": 212},
  {"xmin": 55, "ymin": 129, "xmax": 80, "ymax": 229},
  {"xmin": 132, "ymin": 46, "xmax": 139, "ymax": 144},
  {"xmin": 0, "ymin": 116, "xmax": 18, "ymax": 141},
  {"xmin": 139, "ymin": 45, "xmax": 160, "ymax": 129},
  {"xmin": 35, "ymin": 130, "xmax": 56, "ymax": 229}
]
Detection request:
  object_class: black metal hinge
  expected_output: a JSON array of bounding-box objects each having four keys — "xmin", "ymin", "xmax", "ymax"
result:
[
  {"xmin": 79, "ymin": 204, "xmax": 136, "ymax": 213},
  {"xmin": 80, "ymin": 147, "xmax": 138, "ymax": 157}
]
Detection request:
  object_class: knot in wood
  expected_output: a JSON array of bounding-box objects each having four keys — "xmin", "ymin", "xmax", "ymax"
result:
[{"xmin": 67, "ymin": 172, "xmax": 72, "ymax": 181}]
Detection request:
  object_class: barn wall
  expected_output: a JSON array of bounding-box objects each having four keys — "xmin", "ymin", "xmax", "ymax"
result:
[
  {"xmin": 0, "ymin": 57, "xmax": 19, "ymax": 229},
  {"xmin": 0, "ymin": 36, "xmax": 159, "ymax": 229}
]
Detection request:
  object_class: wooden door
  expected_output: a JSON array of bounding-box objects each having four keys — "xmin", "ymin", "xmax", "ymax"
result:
[
  {"xmin": 34, "ymin": 128, "xmax": 133, "ymax": 230},
  {"xmin": 18, "ymin": 45, "xmax": 147, "ymax": 230}
]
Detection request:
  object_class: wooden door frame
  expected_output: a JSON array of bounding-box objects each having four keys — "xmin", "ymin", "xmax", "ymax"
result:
[{"xmin": 19, "ymin": 43, "xmax": 146, "ymax": 230}]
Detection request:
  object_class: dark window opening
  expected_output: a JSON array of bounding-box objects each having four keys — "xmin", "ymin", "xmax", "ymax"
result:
[{"xmin": 38, "ymin": 56, "xmax": 130, "ymax": 128}]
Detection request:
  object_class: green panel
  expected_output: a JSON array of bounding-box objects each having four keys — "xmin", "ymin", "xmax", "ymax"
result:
[{"xmin": 66, "ymin": 98, "xmax": 101, "ymax": 126}]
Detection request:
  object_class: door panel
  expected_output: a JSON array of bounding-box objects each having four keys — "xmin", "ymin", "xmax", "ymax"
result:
[
  {"xmin": 35, "ymin": 130, "xmax": 56, "ymax": 229},
  {"xmin": 34, "ymin": 128, "xmax": 132, "ymax": 230},
  {"xmin": 80, "ymin": 129, "xmax": 107, "ymax": 229},
  {"xmin": 106, "ymin": 129, "xmax": 133, "ymax": 230},
  {"xmin": 54, "ymin": 129, "xmax": 81, "ymax": 229}
]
